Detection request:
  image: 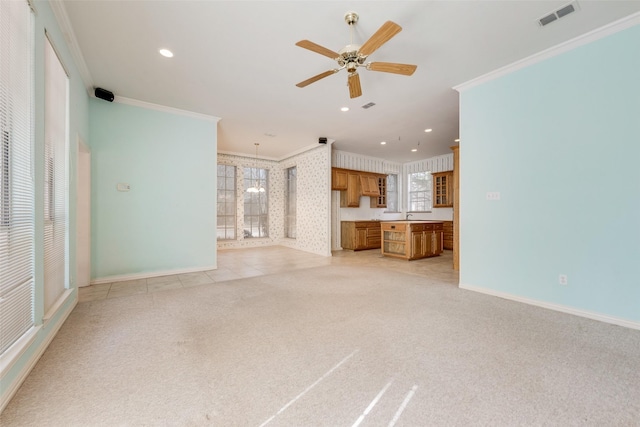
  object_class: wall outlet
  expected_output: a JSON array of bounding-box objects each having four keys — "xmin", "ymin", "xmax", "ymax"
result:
[
  {"xmin": 486, "ymin": 191, "xmax": 501, "ymax": 201},
  {"xmin": 559, "ymin": 274, "xmax": 568, "ymax": 285}
]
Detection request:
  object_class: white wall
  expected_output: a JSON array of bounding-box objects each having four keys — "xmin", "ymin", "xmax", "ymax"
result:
[{"xmin": 457, "ymin": 19, "xmax": 640, "ymax": 327}]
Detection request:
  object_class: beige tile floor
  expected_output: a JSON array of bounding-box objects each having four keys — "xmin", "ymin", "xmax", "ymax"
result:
[{"xmin": 79, "ymin": 246, "xmax": 458, "ymax": 302}]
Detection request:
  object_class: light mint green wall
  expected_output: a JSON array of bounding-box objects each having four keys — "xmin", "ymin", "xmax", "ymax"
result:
[
  {"xmin": 459, "ymin": 25, "xmax": 640, "ymax": 322},
  {"xmin": 2, "ymin": 0, "xmax": 89, "ymax": 408},
  {"xmin": 89, "ymin": 99, "xmax": 217, "ymax": 279}
]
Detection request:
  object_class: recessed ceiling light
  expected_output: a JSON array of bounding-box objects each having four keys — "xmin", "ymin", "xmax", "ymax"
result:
[
  {"xmin": 454, "ymin": 139, "xmax": 460, "ymax": 142},
  {"xmin": 341, "ymin": 107, "xmax": 349, "ymax": 112},
  {"xmin": 380, "ymin": 141, "xmax": 386, "ymax": 145},
  {"xmin": 159, "ymin": 49, "xmax": 174, "ymax": 58},
  {"xmin": 411, "ymin": 148, "xmax": 418, "ymax": 152},
  {"xmin": 424, "ymin": 128, "xmax": 432, "ymax": 133}
]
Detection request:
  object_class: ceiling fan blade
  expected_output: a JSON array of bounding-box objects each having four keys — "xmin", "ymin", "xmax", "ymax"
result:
[
  {"xmin": 348, "ymin": 73, "xmax": 362, "ymax": 99},
  {"xmin": 368, "ymin": 62, "xmax": 417, "ymax": 76},
  {"xmin": 295, "ymin": 40, "xmax": 340, "ymax": 59},
  {"xmin": 358, "ymin": 21, "xmax": 402, "ymax": 57},
  {"xmin": 296, "ymin": 70, "xmax": 338, "ymax": 88}
]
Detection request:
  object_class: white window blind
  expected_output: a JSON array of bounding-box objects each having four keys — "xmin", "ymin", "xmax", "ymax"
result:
[
  {"xmin": 43, "ymin": 36, "xmax": 69, "ymax": 314},
  {"xmin": 0, "ymin": 0, "xmax": 34, "ymax": 356}
]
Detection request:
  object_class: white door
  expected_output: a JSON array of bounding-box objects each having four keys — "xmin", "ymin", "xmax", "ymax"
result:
[{"xmin": 76, "ymin": 138, "xmax": 91, "ymax": 287}]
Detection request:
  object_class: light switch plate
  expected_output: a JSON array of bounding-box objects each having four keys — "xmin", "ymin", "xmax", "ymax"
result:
[{"xmin": 116, "ymin": 183, "xmax": 130, "ymax": 192}]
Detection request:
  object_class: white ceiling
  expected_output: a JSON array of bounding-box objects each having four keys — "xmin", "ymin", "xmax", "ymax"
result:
[{"xmin": 59, "ymin": 1, "xmax": 640, "ymax": 162}]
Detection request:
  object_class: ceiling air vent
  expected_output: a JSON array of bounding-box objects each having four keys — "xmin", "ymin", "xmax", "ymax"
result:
[
  {"xmin": 361, "ymin": 102, "xmax": 376, "ymax": 109},
  {"xmin": 538, "ymin": 1, "xmax": 579, "ymax": 27}
]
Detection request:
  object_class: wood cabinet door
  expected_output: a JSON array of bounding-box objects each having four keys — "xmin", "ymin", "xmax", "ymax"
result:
[
  {"xmin": 367, "ymin": 175, "xmax": 380, "ymax": 196},
  {"xmin": 432, "ymin": 171, "xmax": 453, "ymax": 208},
  {"xmin": 332, "ymin": 168, "xmax": 348, "ymax": 190},
  {"xmin": 355, "ymin": 228, "xmax": 367, "ymax": 249},
  {"xmin": 370, "ymin": 176, "xmax": 387, "ymax": 208},
  {"xmin": 410, "ymin": 231, "xmax": 425, "ymax": 259},
  {"xmin": 359, "ymin": 174, "xmax": 380, "ymax": 196},
  {"xmin": 340, "ymin": 172, "xmax": 361, "ymax": 207}
]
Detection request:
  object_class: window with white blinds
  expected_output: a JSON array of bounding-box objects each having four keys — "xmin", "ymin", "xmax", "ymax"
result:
[
  {"xmin": 43, "ymin": 36, "xmax": 69, "ymax": 314},
  {"xmin": 0, "ymin": 0, "xmax": 34, "ymax": 356}
]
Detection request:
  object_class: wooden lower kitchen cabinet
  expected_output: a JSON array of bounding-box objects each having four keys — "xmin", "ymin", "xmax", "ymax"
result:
[
  {"xmin": 381, "ymin": 221, "xmax": 444, "ymax": 260},
  {"xmin": 442, "ymin": 220, "xmax": 453, "ymax": 250},
  {"xmin": 341, "ymin": 221, "xmax": 382, "ymax": 251}
]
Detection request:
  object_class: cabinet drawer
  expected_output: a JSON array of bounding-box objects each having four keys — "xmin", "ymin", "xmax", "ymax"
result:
[
  {"xmin": 355, "ymin": 221, "xmax": 380, "ymax": 229},
  {"xmin": 382, "ymin": 223, "xmax": 406, "ymax": 232},
  {"xmin": 367, "ymin": 227, "xmax": 381, "ymax": 238},
  {"xmin": 410, "ymin": 224, "xmax": 426, "ymax": 232},
  {"xmin": 433, "ymin": 223, "xmax": 443, "ymax": 231},
  {"xmin": 366, "ymin": 237, "xmax": 381, "ymax": 247}
]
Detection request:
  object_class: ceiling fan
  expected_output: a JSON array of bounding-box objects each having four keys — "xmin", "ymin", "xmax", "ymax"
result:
[{"xmin": 295, "ymin": 11, "xmax": 417, "ymax": 99}]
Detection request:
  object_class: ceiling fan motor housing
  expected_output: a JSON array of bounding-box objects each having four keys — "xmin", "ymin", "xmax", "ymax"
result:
[
  {"xmin": 344, "ymin": 11, "xmax": 359, "ymax": 25},
  {"xmin": 338, "ymin": 44, "xmax": 366, "ymax": 71}
]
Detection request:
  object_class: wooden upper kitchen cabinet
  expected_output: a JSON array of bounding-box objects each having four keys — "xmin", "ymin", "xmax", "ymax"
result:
[
  {"xmin": 359, "ymin": 173, "xmax": 380, "ymax": 197},
  {"xmin": 340, "ymin": 171, "xmax": 361, "ymax": 207},
  {"xmin": 432, "ymin": 171, "xmax": 453, "ymax": 208},
  {"xmin": 332, "ymin": 167, "xmax": 387, "ymax": 208},
  {"xmin": 331, "ymin": 168, "xmax": 348, "ymax": 191},
  {"xmin": 370, "ymin": 176, "xmax": 387, "ymax": 208},
  {"xmin": 341, "ymin": 221, "xmax": 382, "ymax": 251}
]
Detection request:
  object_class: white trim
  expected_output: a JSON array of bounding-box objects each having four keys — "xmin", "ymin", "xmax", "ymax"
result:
[
  {"xmin": 218, "ymin": 141, "xmax": 327, "ymax": 162},
  {"xmin": 48, "ymin": 0, "xmax": 94, "ymax": 93},
  {"xmin": 278, "ymin": 141, "xmax": 333, "ymax": 162},
  {"xmin": 91, "ymin": 265, "xmax": 218, "ymax": 285},
  {"xmin": 217, "ymin": 149, "xmax": 280, "ymax": 162},
  {"xmin": 42, "ymin": 289, "xmax": 75, "ymax": 324},
  {"xmin": 460, "ymin": 283, "xmax": 640, "ymax": 331},
  {"xmin": 0, "ymin": 326, "xmax": 40, "ymax": 383},
  {"xmin": 113, "ymin": 96, "xmax": 220, "ymax": 123},
  {"xmin": 0, "ymin": 296, "xmax": 76, "ymax": 414},
  {"xmin": 454, "ymin": 11, "xmax": 640, "ymax": 92}
]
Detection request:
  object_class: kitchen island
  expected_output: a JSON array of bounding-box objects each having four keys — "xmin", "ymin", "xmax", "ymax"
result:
[{"xmin": 381, "ymin": 221, "xmax": 444, "ymax": 260}]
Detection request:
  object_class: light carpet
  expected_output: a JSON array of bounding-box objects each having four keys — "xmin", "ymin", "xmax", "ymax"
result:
[{"xmin": 2, "ymin": 264, "xmax": 640, "ymax": 426}]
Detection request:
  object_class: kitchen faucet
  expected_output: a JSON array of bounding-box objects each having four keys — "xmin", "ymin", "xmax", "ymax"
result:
[{"xmin": 405, "ymin": 213, "xmax": 413, "ymax": 220}]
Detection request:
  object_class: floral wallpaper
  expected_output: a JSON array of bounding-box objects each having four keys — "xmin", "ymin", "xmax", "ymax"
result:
[{"xmin": 217, "ymin": 145, "xmax": 331, "ymax": 256}]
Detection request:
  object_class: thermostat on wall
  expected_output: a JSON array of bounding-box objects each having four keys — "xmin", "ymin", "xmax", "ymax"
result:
[{"xmin": 116, "ymin": 183, "xmax": 130, "ymax": 192}]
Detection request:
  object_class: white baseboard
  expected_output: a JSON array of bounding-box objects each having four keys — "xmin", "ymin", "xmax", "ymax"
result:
[
  {"xmin": 0, "ymin": 294, "xmax": 77, "ymax": 414},
  {"xmin": 459, "ymin": 283, "xmax": 640, "ymax": 331},
  {"xmin": 91, "ymin": 265, "xmax": 217, "ymax": 285}
]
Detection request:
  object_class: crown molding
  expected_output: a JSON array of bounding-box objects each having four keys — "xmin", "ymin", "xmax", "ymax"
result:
[
  {"xmin": 217, "ymin": 150, "xmax": 280, "ymax": 162},
  {"xmin": 48, "ymin": 0, "xmax": 94, "ymax": 95},
  {"xmin": 113, "ymin": 96, "xmax": 220, "ymax": 122},
  {"xmin": 454, "ymin": 11, "xmax": 640, "ymax": 93}
]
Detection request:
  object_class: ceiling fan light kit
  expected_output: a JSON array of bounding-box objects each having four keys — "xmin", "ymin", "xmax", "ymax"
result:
[{"xmin": 295, "ymin": 11, "xmax": 417, "ymax": 99}]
